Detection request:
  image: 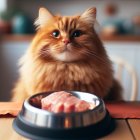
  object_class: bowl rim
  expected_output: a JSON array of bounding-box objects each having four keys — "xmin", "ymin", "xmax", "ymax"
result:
[{"xmin": 24, "ymin": 91, "xmax": 104, "ymax": 116}]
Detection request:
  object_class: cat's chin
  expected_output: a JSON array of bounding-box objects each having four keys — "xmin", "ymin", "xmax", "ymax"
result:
[{"xmin": 53, "ymin": 51, "xmax": 80, "ymax": 62}]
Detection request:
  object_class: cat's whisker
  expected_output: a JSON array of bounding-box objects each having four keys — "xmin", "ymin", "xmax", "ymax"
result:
[
  {"xmin": 40, "ymin": 50, "xmax": 50, "ymax": 54},
  {"xmin": 35, "ymin": 42, "xmax": 108, "ymax": 65},
  {"xmin": 50, "ymin": 47, "xmax": 66, "ymax": 52},
  {"xmin": 72, "ymin": 47, "xmax": 108, "ymax": 65},
  {"xmin": 39, "ymin": 51, "xmax": 50, "ymax": 58},
  {"xmin": 32, "ymin": 50, "xmax": 51, "ymax": 62}
]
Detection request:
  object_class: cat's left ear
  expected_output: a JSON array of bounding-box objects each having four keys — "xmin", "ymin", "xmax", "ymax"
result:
[
  {"xmin": 35, "ymin": 7, "xmax": 54, "ymax": 28},
  {"xmin": 80, "ymin": 7, "xmax": 96, "ymax": 25}
]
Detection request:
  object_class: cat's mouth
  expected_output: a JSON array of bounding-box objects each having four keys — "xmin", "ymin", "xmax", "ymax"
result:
[
  {"xmin": 54, "ymin": 51, "xmax": 76, "ymax": 62},
  {"xmin": 61, "ymin": 44, "xmax": 73, "ymax": 53},
  {"xmin": 53, "ymin": 50, "xmax": 80, "ymax": 62},
  {"xmin": 51, "ymin": 44, "xmax": 82, "ymax": 62}
]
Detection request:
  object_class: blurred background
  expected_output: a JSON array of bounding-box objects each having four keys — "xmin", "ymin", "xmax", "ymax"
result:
[{"xmin": 0, "ymin": 0, "xmax": 140, "ymax": 101}]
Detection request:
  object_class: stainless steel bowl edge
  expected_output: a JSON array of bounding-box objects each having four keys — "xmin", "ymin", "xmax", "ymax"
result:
[{"xmin": 20, "ymin": 91, "xmax": 106, "ymax": 129}]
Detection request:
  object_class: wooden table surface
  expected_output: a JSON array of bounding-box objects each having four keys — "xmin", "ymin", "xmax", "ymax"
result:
[
  {"xmin": 0, "ymin": 102, "xmax": 140, "ymax": 140},
  {"xmin": 1, "ymin": 119, "xmax": 140, "ymax": 140}
]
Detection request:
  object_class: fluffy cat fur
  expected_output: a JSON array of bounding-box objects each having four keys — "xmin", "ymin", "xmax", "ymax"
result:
[{"xmin": 12, "ymin": 7, "xmax": 122, "ymax": 101}]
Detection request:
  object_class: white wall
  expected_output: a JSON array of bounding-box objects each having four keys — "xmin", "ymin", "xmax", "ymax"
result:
[
  {"xmin": 104, "ymin": 42, "xmax": 140, "ymax": 100},
  {"xmin": 0, "ymin": 0, "xmax": 7, "ymax": 12},
  {"xmin": 0, "ymin": 41, "xmax": 29, "ymax": 101}
]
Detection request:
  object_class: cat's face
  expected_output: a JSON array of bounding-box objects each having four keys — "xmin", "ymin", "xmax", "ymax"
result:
[{"xmin": 33, "ymin": 7, "xmax": 100, "ymax": 62}]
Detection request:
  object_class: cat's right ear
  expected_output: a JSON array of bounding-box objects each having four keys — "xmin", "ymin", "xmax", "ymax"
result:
[
  {"xmin": 34, "ymin": 7, "xmax": 54, "ymax": 29},
  {"xmin": 80, "ymin": 7, "xmax": 97, "ymax": 26}
]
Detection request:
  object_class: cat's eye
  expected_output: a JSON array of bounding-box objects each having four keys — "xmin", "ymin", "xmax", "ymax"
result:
[
  {"xmin": 51, "ymin": 30, "xmax": 60, "ymax": 38},
  {"xmin": 72, "ymin": 30, "xmax": 82, "ymax": 38}
]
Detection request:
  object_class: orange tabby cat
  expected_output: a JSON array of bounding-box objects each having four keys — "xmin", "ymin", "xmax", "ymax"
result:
[{"xmin": 12, "ymin": 7, "xmax": 122, "ymax": 101}]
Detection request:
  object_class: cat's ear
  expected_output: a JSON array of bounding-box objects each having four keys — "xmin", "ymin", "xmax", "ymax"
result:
[
  {"xmin": 80, "ymin": 7, "xmax": 96, "ymax": 25},
  {"xmin": 35, "ymin": 7, "xmax": 54, "ymax": 28}
]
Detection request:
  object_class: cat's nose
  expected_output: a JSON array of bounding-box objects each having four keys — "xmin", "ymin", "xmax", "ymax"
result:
[{"xmin": 62, "ymin": 38, "xmax": 70, "ymax": 45}]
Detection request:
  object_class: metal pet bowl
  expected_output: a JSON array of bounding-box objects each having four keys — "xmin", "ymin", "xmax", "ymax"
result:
[{"xmin": 13, "ymin": 91, "xmax": 115, "ymax": 140}]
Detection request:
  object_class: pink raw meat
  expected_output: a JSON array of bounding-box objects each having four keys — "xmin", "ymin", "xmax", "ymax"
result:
[
  {"xmin": 75, "ymin": 100, "xmax": 90, "ymax": 112},
  {"xmin": 41, "ymin": 91, "xmax": 95, "ymax": 113},
  {"xmin": 41, "ymin": 91, "xmax": 70, "ymax": 111},
  {"xmin": 64, "ymin": 96, "xmax": 79, "ymax": 113}
]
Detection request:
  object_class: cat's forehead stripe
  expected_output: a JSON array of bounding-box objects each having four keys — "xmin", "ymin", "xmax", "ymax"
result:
[
  {"xmin": 57, "ymin": 17, "xmax": 77, "ymax": 32},
  {"xmin": 63, "ymin": 17, "xmax": 69, "ymax": 31},
  {"xmin": 70, "ymin": 19, "xmax": 77, "ymax": 29}
]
